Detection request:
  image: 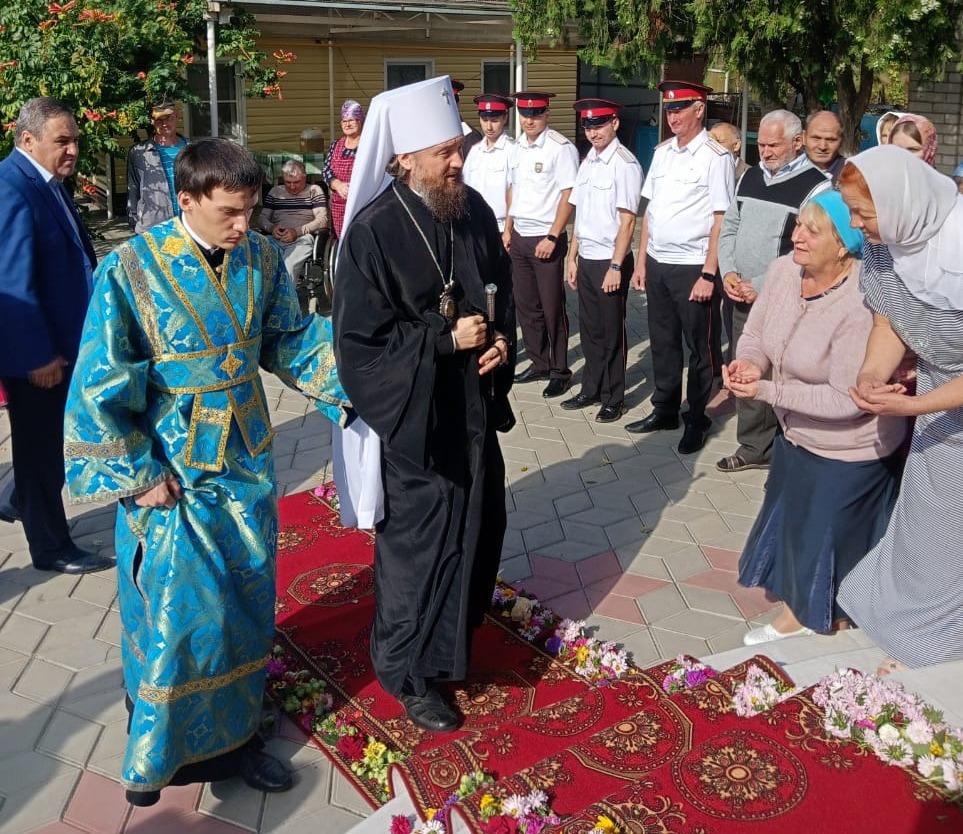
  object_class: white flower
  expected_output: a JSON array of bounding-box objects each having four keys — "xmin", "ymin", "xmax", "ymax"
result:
[
  {"xmin": 917, "ymin": 754, "xmax": 941, "ymax": 778},
  {"xmin": 905, "ymin": 719, "xmax": 935, "ymax": 746},
  {"xmin": 501, "ymin": 794, "xmax": 528, "ymax": 818},
  {"xmin": 527, "ymin": 789, "xmax": 548, "ymax": 810},
  {"xmin": 942, "ymin": 759, "xmax": 962, "ymax": 793},
  {"xmin": 878, "ymin": 723, "xmax": 901, "ymax": 744}
]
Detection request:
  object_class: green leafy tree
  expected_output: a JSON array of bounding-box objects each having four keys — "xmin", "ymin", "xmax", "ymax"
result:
[
  {"xmin": 0, "ymin": 0, "xmax": 293, "ymax": 181},
  {"xmin": 511, "ymin": 0, "xmax": 963, "ymax": 154}
]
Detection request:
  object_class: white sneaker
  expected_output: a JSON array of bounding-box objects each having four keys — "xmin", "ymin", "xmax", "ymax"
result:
[{"xmin": 743, "ymin": 623, "xmax": 815, "ymax": 646}]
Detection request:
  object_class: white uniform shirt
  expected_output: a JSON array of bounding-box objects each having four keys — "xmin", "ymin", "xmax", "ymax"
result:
[
  {"xmin": 464, "ymin": 132, "xmax": 513, "ymax": 231},
  {"xmin": 569, "ymin": 138, "xmax": 643, "ymax": 260},
  {"xmin": 507, "ymin": 128, "xmax": 580, "ymax": 237},
  {"xmin": 642, "ymin": 129, "xmax": 734, "ymax": 265}
]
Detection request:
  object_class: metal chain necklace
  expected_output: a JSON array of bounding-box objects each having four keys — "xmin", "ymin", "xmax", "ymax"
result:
[{"xmin": 393, "ymin": 184, "xmax": 456, "ymax": 321}]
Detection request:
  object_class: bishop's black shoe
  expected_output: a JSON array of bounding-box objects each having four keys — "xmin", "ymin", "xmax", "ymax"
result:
[
  {"xmin": 514, "ymin": 366, "xmax": 551, "ymax": 384},
  {"xmin": 542, "ymin": 378, "xmax": 572, "ymax": 399},
  {"xmin": 399, "ymin": 687, "xmax": 460, "ymax": 733},
  {"xmin": 238, "ymin": 749, "xmax": 294, "ymax": 793},
  {"xmin": 625, "ymin": 412, "xmax": 679, "ymax": 434}
]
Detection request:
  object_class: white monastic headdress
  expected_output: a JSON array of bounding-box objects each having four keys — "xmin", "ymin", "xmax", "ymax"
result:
[{"xmin": 339, "ymin": 75, "xmax": 463, "ymax": 238}]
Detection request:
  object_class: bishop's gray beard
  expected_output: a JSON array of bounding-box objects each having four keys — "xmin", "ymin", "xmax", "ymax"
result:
[{"xmin": 412, "ymin": 172, "xmax": 469, "ymax": 222}]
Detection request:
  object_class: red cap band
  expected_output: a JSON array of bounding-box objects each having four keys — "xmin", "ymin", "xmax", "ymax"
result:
[
  {"xmin": 519, "ymin": 97, "xmax": 549, "ymax": 109},
  {"xmin": 663, "ymin": 86, "xmax": 705, "ymax": 102},
  {"xmin": 479, "ymin": 101, "xmax": 509, "ymax": 113},
  {"xmin": 580, "ymin": 106, "xmax": 617, "ymax": 119}
]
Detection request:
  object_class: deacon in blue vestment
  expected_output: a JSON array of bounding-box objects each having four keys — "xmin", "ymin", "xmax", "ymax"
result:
[{"xmin": 63, "ymin": 139, "xmax": 349, "ymax": 805}]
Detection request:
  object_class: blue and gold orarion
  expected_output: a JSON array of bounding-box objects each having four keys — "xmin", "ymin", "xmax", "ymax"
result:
[{"xmin": 63, "ymin": 219, "xmax": 349, "ymax": 794}]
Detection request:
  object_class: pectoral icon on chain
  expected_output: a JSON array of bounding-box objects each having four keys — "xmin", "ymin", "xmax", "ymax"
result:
[{"xmin": 439, "ymin": 280, "xmax": 457, "ymax": 321}]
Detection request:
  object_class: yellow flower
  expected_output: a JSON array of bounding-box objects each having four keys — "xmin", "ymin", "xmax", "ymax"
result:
[
  {"xmin": 930, "ymin": 741, "xmax": 945, "ymax": 757},
  {"xmin": 479, "ymin": 794, "xmax": 496, "ymax": 812},
  {"xmin": 576, "ymin": 645, "xmax": 590, "ymax": 664},
  {"xmin": 595, "ymin": 815, "xmax": 618, "ymax": 834},
  {"xmin": 425, "ymin": 808, "xmax": 438, "ymax": 820},
  {"xmin": 364, "ymin": 740, "xmax": 387, "ymax": 760}
]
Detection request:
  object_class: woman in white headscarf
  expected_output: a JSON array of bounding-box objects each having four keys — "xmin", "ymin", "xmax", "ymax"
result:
[{"xmin": 837, "ymin": 145, "xmax": 963, "ymax": 674}]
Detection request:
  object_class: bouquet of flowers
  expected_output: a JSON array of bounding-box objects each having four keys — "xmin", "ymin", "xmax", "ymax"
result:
[
  {"xmin": 478, "ymin": 788, "xmax": 560, "ymax": 834},
  {"xmin": 661, "ymin": 654, "xmax": 718, "ymax": 694},
  {"xmin": 265, "ymin": 645, "xmax": 334, "ymax": 732},
  {"xmin": 812, "ymin": 668, "xmax": 963, "ymax": 797},
  {"xmin": 545, "ymin": 619, "xmax": 630, "ymax": 685},
  {"xmin": 731, "ymin": 663, "xmax": 800, "ymax": 717},
  {"xmin": 491, "ymin": 583, "xmax": 558, "ymax": 642},
  {"xmin": 390, "ymin": 771, "xmax": 492, "ymax": 834}
]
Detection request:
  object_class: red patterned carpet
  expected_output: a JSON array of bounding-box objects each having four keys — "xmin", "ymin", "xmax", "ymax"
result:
[{"xmin": 275, "ymin": 489, "xmax": 963, "ymax": 832}]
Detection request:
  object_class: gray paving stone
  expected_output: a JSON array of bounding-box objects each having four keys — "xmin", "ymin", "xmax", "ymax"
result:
[
  {"xmin": 567, "ymin": 505, "xmax": 637, "ymax": 527},
  {"xmin": 330, "ymin": 766, "xmax": 374, "ymax": 816},
  {"xmin": 602, "ymin": 518, "xmax": 649, "ymax": 551},
  {"xmin": 61, "ymin": 686, "xmax": 128, "ymax": 725},
  {"xmin": 201, "ymin": 778, "xmax": 265, "ymax": 830},
  {"xmin": 0, "ymin": 749, "xmax": 81, "ymax": 796},
  {"xmin": 0, "ymin": 770, "xmax": 80, "ymax": 834},
  {"xmin": 498, "ymin": 554, "xmax": 531, "ymax": 583},
  {"xmin": 655, "ymin": 610, "xmax": 742, "ymax": 639},
  {"xmin": 70, "ymin": 574, "xmax": 118, "ymax": 610},
  {"xmin": 95, "ymin": 610, "xmax": 123, "ymax": 647},
  {"xmin": 637, "ymin": 536, "xmax": 697, "ymax": 558},
  {"xmin": 559, "ymin": 519, "xmax": 611, "ymax": 548},
  {"xmin": 37, "ymin": 612, "xmax": 107, "ymax": 652},
  {"xmin": 532, "ymin": 538, "xmax": 612, "ymax": 563},
  {"xmin": 642, "ymin": 517, "xmax": 696, "ymax": 545},
  {"xmin": 635, "ymin": 585, "xmax": 687, "ymax": 624},
  {"xmin": 500, "ymin": 529, "xmax": 526, "ymax": 559},
  {"xmin": 661, "ymin": 545, "xmax": 711, "ymax": 582},
  {"xmin": 37, "ymin": 709, "xmax": 104, "ymax": 766},
  {"xmin": 13, "ymin": 658, "xmax": 74, "ymax": 705},
  {"xmin": 616, "ymin": 550, "xmax": 672, "ymax": 581},
  {"xmin": 16, "ymin": 596, "xmax": 103, "ymax": 626},
  {"xmin": 40, "ymin": 638, "xmax": 115, "ymax": 672},
  {"xmin": 720, "ymin": 512, "xmax": 757, "ymax": 534},
  {"xmin": 271, "ymin": 805, "xmax": 367, "ymax": 834},
  {"xmin": 260, "ymin": 759, "xmax": 336, "ymax": 831},
  {"xmin": 553, "ymin": 491, "xmax": 593, "ymax": 517},
  {"xmin": 648, "ymin": 627, "xmax": 710, "ymax": 662},
  {"xmin": 618, "ymin": 628, "xmax": 661, "ymax": 668},
  {"xmin": 678, "ymin": 585, "xmax": 744, "ymax": 620},
  {"xmin": 520, "ymin": 520, "xmax": 564, "ymax": 552},
  {"xmin": 0, "ymin": 697, "xmax": 53, "ymax": 759},
  {"xmin": 87, "ymin": 719, "xmax": 128, "ymax": 770},
  {"xmin": 707, "ymin": 621, "xmax": 752, "ymax": 654},
  {"xmin": 0, "ymin": 653, "xmax": 27, "ymax": 691}
]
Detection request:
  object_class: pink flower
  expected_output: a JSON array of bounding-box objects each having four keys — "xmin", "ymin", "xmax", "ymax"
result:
[{"xmin": 390, "ymin": 815, "xmax": 413, "ymax": 834}]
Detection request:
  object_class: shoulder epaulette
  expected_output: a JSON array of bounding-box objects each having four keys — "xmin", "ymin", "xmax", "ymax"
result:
[
  {"xmin": 616, "ymin": 146, "xmax": 639, "ymax": 164},
  {"xmin": 503, "ymin": 135, "xmax": 515, "ymax": 145},
  {"xmin": 547, "ymin": 129, "xmax": 572, "ymax": 145},
  {"xmin": 705, "ymin": 136, "xmax": 729, "ymax": 155},
  {"xmin": 654, "ymin": 138, "xmax": 672, "ymax": 150}
]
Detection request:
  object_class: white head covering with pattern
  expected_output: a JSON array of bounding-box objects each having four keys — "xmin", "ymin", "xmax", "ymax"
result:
[{"xmin": 846, "ymin": 146, "xmax": 963, "ymax": 310}]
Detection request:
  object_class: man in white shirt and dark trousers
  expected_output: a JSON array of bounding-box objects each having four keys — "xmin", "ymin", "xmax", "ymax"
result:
[
  {"xmin": 505, "ymin": 91, "xmax": 580, "ymax": 398},
  {"xmin": 627, "ymin": 81, "xmax": 734, "ymax": 453},
  {"xmin": 463, "ymin": 94, "xmax": 514, "ymax": 233},
  {"xmin": 562, "ymin": 99, "xmax": 643, "ymax": 423}
]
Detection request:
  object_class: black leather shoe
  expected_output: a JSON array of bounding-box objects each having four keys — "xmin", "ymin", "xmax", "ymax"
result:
[
  {"xmin": 239, "ymin": 750, "xmax": 294, "ymax": 793},
  {"xmin": 678, "ymin": 416, "xmax": 712, "ymax": 454},
  {"xmin": 514, "ymin": 366, "xmax": 551, "ymax": 384},
  {"xmin": 42, "ymin": 549, "xmax": 115, "ymax": 575},
  {"xmin": 595, "ymin": 404, "xmax": 624, "ymax": 423},
  {"xmin": 560, "ymin": 392, "xmax": 599, "ymax": 410},
  {"xmin": 399, "ymin": 687, "xmax": 460, "ymax": 733},
  {"xmin": 542, "ymin": 378, "xmax": 572, "ymax": 399},
  {"xmin": 624, "ymin": 412, "xmax": 679, "ymax": 434}
]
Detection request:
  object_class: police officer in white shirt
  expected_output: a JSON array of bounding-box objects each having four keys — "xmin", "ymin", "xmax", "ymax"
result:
[
  {"xmin": 505, "ymin": 91, "xmax": 580, "ymax": 398},
  {"xmin": 627, "ymin": 80, "xmax": 734, "ymax": 454},
  {"xmin": 562, "ymin": 99, "xmax": 643, "ymax": 424},
  {"xmin": 463, "ymin": 94, "xmax": 514, "ymax": 233}
]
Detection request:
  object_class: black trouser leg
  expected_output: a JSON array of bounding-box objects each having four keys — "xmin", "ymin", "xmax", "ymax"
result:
[
  {"xmin": 577, "ymin": 255, "xmax": 631, "ymax": 406},
  {"xmin": 2, "ymin": 376, "xmax": 72, "ymax": 567},
  {"xmin": 731, "ymin": 302, "xmax": 778, "ymax": 462},
  {"xmin": 511, "ymin": 232, "xmax": 570, "ymax": 379}
]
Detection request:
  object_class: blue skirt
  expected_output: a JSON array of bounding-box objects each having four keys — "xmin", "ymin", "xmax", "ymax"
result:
[{"xmin": 738, "ymin": 433, "xmax": 900, "ymax": 633}]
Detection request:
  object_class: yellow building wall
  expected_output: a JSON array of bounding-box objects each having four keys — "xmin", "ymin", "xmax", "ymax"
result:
[{"xmin": 246, "ymin": 37, "xmax": 579, "ymax": 151}]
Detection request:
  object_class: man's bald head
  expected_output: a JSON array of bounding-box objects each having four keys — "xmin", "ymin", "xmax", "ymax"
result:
[{"xmin": 709, "ymin": 122, "xmax": 742, "ymax": 157}]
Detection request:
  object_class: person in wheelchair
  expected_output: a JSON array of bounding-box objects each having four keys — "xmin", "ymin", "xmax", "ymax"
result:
[{"xmin": 259, "ymin": 159, "xmax": 328, "ymax": 280}]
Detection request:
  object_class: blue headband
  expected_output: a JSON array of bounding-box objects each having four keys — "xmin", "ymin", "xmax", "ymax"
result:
[{"xmin": 808, "ymin": 190, "xmax": 864, "ymax": 255}]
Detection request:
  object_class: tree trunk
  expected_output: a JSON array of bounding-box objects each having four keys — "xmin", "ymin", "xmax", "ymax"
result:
[{"xmin": 835, "ymin": 59, "xmax": 876, "ymax": 156}]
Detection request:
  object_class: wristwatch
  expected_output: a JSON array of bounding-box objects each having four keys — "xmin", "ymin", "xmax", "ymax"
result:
[
  {"xmin": 545, "ymin": 233, "xmax": 558, "ymax": 243},
  {"xmin": 609, "ymin": 262, "xmax": 621, "ymax": 272},
  {"xmin": 701, "ymin": 271, "xmax": 716, "ymax": 281}
]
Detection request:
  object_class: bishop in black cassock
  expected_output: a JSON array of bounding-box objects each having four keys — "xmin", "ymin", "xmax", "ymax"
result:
[{"xmin": 334, "ymin": 167, "xmax": 514, "ymax": 730}]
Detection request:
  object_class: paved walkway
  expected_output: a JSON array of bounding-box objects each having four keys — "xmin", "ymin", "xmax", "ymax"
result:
[{"xmin": 0, "ymin": 214, "xmax": 957, "ymax": 833}]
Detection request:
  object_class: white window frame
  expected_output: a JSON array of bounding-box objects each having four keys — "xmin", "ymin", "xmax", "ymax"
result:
[
  {"xmin": 384, "ymin": 59, "xmax": 435, "ymax": 90},
  {"xmin": 183, "ymin": 61, "xmax": 248, "ymax": 145}
]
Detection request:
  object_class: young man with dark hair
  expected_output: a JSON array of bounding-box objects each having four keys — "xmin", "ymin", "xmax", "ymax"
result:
[{"xmin": 63, "ymin": 137, "xmax": 349, "ymax": 807}]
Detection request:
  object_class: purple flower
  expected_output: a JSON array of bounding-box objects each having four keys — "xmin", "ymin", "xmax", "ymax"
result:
[
  {"xmin": 266, "ymin": 658, "xmax": 286, "ymax": 679},
  {"xmin": 545, "ymin": 636, "xmax": 563, "ymax": 655},
  {"xmin": 685, "ymin": 668, "xmax": 710, "ymax": 687}
]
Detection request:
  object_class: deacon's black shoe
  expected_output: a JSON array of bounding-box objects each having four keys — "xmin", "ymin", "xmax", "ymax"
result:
[
  {"xmin": 560, "ymin": 392, "xmax": 600, "ymax": 410},
  {"xmin": 514, "ymin": 366, "xmax": 551, "ymax": 384},
  {"xmin": 41, "ymin": 548, "xmax": 116, "ymax": 575},
  {"xmin": 239, "ymin": 750, "xmax": 294, "ymax": 793},
  {"xmin": 678, "ymin": 416, "xmax": 712, "ymax": 455},
  {"xmin": 542, "ymin": 378, "xmax": 572, "ymax": 399},
  {"xmin": 595, "ymin": 404, "xmax": 624, "ymax": 423},
  {"xmin": 399, "ymin": 687, "xmax": 460, "ymax": 733},
  {"xmin": 625, "ymin": 412, "xmax": 679, "ymax": 434}
]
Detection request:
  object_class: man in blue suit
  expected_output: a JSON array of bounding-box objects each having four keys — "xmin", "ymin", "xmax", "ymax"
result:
[{"xmin": 0, "ymin": 97, "xmax": 114, "ymax": 573}]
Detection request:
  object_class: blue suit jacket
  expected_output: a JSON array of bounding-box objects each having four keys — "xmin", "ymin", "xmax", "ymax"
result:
[{"xmin": 0, "ymin": 150, "xmax": 97, "ymax": 378}]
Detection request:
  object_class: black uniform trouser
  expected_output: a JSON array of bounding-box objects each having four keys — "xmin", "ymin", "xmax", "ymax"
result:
[
  {"xmin": 1, "ymin": 376, "xmax": 73, "ymax": 568},
  {"xmin": 712, "ymin": 273, "xmax": 735, "ymax": 370},
  {"xmin": 576, "ymin": 254, "xmax": 633, "ymax": 407},
  {"xmin": 511, "ymin": 231, "xmax": 570, "ymax": 379},
  {"xmin": 731, "ymin": 301, "xmax": 778, "ymax": 463},
  {"xmin": 644, "ymin": 256, "xmax": 715, "ymax": 422}
]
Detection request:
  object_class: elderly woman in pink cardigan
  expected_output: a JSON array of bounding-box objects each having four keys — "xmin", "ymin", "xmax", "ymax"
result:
[{"xmin": 724, "ymin": 190, "xmax": 909, "ymax": 645}]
